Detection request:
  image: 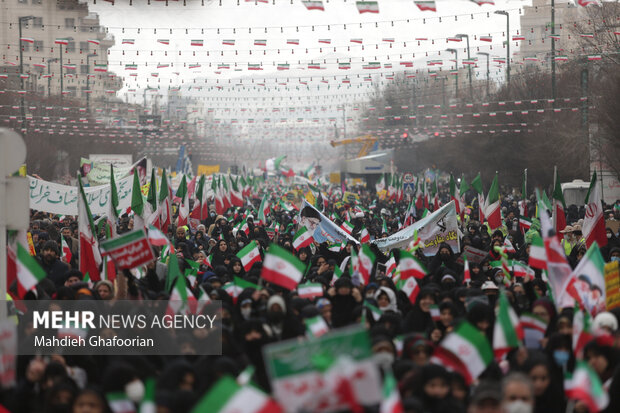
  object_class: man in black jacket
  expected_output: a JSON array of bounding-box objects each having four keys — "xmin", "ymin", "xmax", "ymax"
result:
[{"xmin": 38, "ymin": 240, "xmax": 69, "ymax": 288}]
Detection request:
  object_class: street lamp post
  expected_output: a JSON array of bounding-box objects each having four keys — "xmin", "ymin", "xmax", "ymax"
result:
[
  {"xmin": 446, "ymin": 48, "xmax": 458, "ymax": 99},
  {"xmin": 477, "ymin": 52, "xmax": 490, "ymax": 97},
  {"xmin": 18, "ymin": 16, "xmax": 35, "ymax": 124},
  {"xmin": 86, "ymin": 53, "xmax": 97, "ymax": 111},
  {"xmin": 551, "ymin": 0, "xmax": 556, "ymax": 103},
  {"xmin": 47, "ymin": 58, "xmax": 58, "ymax": 97},
  {"xmin": 494, "ymin": 10, "xmax": 510, "ymax": 84},
  {"xmin": 456, "ymin": 34, "xmax": 472, "ymax": 97},
  {"xmin": 59, "ymin": 37, "xmax": 73, "ymax": 98}
]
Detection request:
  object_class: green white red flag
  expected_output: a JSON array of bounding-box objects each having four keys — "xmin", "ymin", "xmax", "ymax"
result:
[
  {"xmin": 297, "ymin": 282, "xmax": 323, "ymax": 299},
  {"xmin": 261, "ymin": 244, "xmax": 305, "ymax": 290},
  {"xmin": 431, "ymin": 321, "xmax": 493, "ymax": 384},
  {"xmin": 380, "ymin": 372, "xmax": 404, "ymax": 413},
  {"xmin": 258, "ymin": 194, "xmax": 270, "ymax": 225},
  {"xmin": 293, "ymin": 226, "xmax": 314, "ymax": 250},
  {"xmin": 493, "ymin": 290, "xmax": 524, "ymax": 359},
  {"xmin": 564, "ymin": 361, "xmax": 608, "ymax": 413},
  {"xmin": 463, "ymin": 255, "xmax": 471, "ymax": 284},
  {"xmin": 398, "ymin": 275, "xmax": 420, "ymax": 304},
  {"xmin": 78, "ymin": 176, "xmax": 102, "ymax": 282},
  {"xmin": 176, "ymin": 174, "xmax": 190, "ymax": 227},
  {"xmin": 305, "ymin": 315, "xmax": 329, "ymax": 338},
  {"xmin": 14, "ymin": 231, "xmax": 46, "ymax": 298},
  {"xmin": 572, "ymin": 306, "xmax": 592, "ymax": 359},
  {"xmin": 61, "ymin": 235, "xmax": 72, "ymax": 264},
  {"xmin": 583, "ymin": 172, "xmax": 607, "ymax": 248},
  {"xmin": 237, "ymin": 241, "xmax": 262, "ymax": 272},
  {"xmin": 352, "ymin": 244, "xmax": 375, "ymax": 286},
  {"xmin": 397, "ymin": 250, "xmax": 426, "ymax": 279},
  {"xmin": 191, "ymin": 376, "xmax": 282, "ymax": 413},
  {"xmin": 552, "ymin": 167, "xmax": 567, "ymax": 240},
  {"xmin": 528, "ymin": 234, "xmax": 547, "ymax": 270},
  {"xmin": 485, "ymin": 173, "xmax": 501, "ymax": 230}
]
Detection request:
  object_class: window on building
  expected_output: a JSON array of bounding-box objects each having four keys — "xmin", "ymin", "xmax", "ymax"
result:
[
  {"xmin": 65, "ymin": 41, "xmax": 75, "ymax": 52},
  {"xmin": 65, "ymin": 18, "xmax": 75, "ymax": 29},
  {"xmin": 81, "ymin": 64, "xmax": 89, "ymax": 74},
  {"xmin": 33, "ymin": 17, "xmax": 43, "ymax": 27},
  {"xmin": 21, "ymin": 42, "xmax": 30, "ymax": 52},
  {"xmin": 32, "ymin": 0, "xmax": 42, "ymax": 4},
  {"xmin": 67, "ymin": 86, "xmax": 77, "ymax": 96},
  {"xmin": 80, "ymin": 41, "xmax": 89, "ymax": 52},
  {"xmin": 34, "ymin": 40, "xmax": 43, "ymax": 50},
  {"xmin": 18, "ymin": 0, "xmax": 28, "ymax": 4}
]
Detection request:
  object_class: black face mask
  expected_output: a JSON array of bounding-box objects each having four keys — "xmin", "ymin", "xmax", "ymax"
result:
[
  {"xmin": 49, "ymin": 404, "xmax": 71, "ymax": 413},
  {"xmin": 440, "ymin": 253, "xmax": 450, "ymax": 261},
  {"xmin": 267, "ymin": 310, "xmax": 285, "ymax": 323},
  {"xmin": 515, "ymin": 293, "xmax": 529, "ymax": 311}
]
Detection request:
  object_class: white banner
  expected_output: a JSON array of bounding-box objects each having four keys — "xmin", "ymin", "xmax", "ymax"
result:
[
  {"xmin": 28, "ymin": 175, "xmax": 134, "ymax": 216},
  {"xmin": 372, "ymin": 201, "xmax": 460, "ymax": 255}
]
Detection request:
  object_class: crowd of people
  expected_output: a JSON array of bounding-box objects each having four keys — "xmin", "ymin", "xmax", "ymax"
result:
[{"xmin": 2, "ymin": 177, "xmax": 620, "ymax": 413}]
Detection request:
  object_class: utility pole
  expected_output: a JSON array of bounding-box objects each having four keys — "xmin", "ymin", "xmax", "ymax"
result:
[
  {"xmin": 18, "ymin": 16, "xmax": 35, "ymax": 125},
  {"xmin": 477, "ymin": 52, "xmax": 490, "ymax": 97},
  {"xmin": 86, "ymin": 53, "xmax": 97, "ymax": 111},
  {"xmin": 581, "ymin": 58, "xmax": 591, "ymax": 186},
  {"xmin": 456, "ymin": 34, "xmax": 472, "ymax": 97},
  {"xmin": 551, "ymin": 0, "xmax": 557, "ymax": 104},
  {"xmin": 446, "ymin": 48, "xmax": 458, "ymax": 99},
  {"xmin": 494, "ymin": 11, "xmax": 510, "ymax": 84}
]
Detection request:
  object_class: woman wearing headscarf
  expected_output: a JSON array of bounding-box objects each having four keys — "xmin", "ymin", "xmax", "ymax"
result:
[{"xmin": 403, "ymin": 287, "xmax": 437, "ymax": 334}]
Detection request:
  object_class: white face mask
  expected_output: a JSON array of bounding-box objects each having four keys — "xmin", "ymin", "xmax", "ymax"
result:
[
  {"xmin": 373, "ymin": 352, "xmax": 394, "ymax": 369},
  {"xmin": 241, "ymin": 307, "xmax": 252, "ymax": 319},
  {"xmin": 504, "ymin": 400, "xmax": 532, "ymax": 413},
  {"xmin": 125, "ymin": 379, "xmax": 145, "ymax": 403}
]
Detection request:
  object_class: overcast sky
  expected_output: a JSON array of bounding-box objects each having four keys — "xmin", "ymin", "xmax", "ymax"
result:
[{"xmin": 90, "ymin": 0, "xmax": 535, "ymax": 108}]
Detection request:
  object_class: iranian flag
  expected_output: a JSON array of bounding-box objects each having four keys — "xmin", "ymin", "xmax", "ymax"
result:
[
  {"xmin": 14, "ymin": 232, "xmax": 46, "ymax": 298},
  {"xmin": 353, "ymin": 244, "xmax": 375, "ymax": 286},
  {"xmin": 261, "ymin": 244, "xmax": 305, "ymax": 290},
  {"xmin": 513, "ymin": 261, "xmax": 535, "ymax": 280},
  {"xmin": 61, "ymin": 235, "xmax": 73, "ymax": 264},
  {"xmin": 356, "ymin": 1, "xmax": 379, "ymax": 13},
  {"xmin": 293, "ymin": 226, "xmax": 314, "ymax": 250},
  {"xmin": 106, "ymin": 392, "xmax": 135, "ymax": 413},
  {"xmin": 398, "ymin": 276, "xmax": 420, "ymax": 304},
  {"xmin": 519, "ymin": 216, "xmax": 532, "ymax": 234},
  {"xmin": 139, "ymin": 378, "xmax": 156, "ymax": 413},
  {"xmin": 528, "ymin": 234, "xmax": 547, "ymax": 270},
  {"xmin": 305, "ymin": 315, "xmax": 329, "ymax": 338},
  {"xmin": 302, "ymin": 0, "xmax": 324, "ymax": 11},
  {"xmin": 431, "ymin": 322, "xmax": 493, "ymax": 384},
  {"xmin": 237, "ymin": 241, "xmax": 262, "ymax": 272},
  {"xmin": 552, "ymin": 168, "xmax": 567, "ymax": 240},
  {"xmin": 147, "ymin": 225, "xmax": 171, "ymax": 248},
  {"xmin": 463, "ymin": 255, "xmax": 471, "ymax": 284},
  {"xmin": 415, "ymin": 1, "xmax": 437, "ymax": 12},
  {"xmin": 520, "ymin": 313, "xmax": 547, "ymax": 335},
  {"xmin": 565, "ymin": 243, "xmax": 606, "ymax": 315},
  {"xmin": 212, "ymin": 176, "xmax": 224, "ymax": 215},
  {"xmin": 485, "ymin": 173, "xmax": 501, "ymax": 230},
  {"xmin": 573, "ymin": 306, "xmax": 592, "ymax": 359},
  {"xmin": 158, "ymin": 170, "xmax": 172, "ymax": 234},
  {"xmin": 449, "ymin": 174, "xmax": 460, "ymax": 215},
  {"xmin": 257, "ymin": 194, "xmax": 270, "ymax": 225},
  {"xmin": 583, "ymin": 172, "xmax": 607, "ymax": 248},
  {"xmin": 385, "ymin": 254, "xmax": 397, "ymax": 277},
  {"xmin": 564, "ymin": 362, "xmax": 609, "ymax": 413},
  {"xmin": 503, "ymin": 237, "xmax": 516, "ymax": 254},
  {"xmin": 191, "ymin": 39, "xmax": 204, "ymax": 46},
  {"xmin": 78, "ymin": 177, "xmax": 102, "ymax": 282},
  {"xmin": 230, "ymin": 177, "xmax": 243, "ymax": 207},
  {"xmin": 190, "ymin": 175, "xmax": 208, "ymax": 220},
  {"xmin": 359, "ymin": 227, "xmax": 370, "ymax": 243},
  {"xmin": 380, "ymin": 372, "xmax": 404, "ymax": 413},
  {"xmin": 167, "ymin": 257, "xmax": 196, "ymax": 316},
  {"xmin": 295, "ymin": 282, "xmax": 323, "ymax": 299},
  {"xmin": 176, "ymin": 175, "xmax": 190, "ymax": 227},
  {"xmin": 341, "ymin": 221, "xmax": 354, "ymax": 235},
  {"xmin": 493, "ymin": 290, "xmax": 524, "ymax": 359},
  {"xmin": 398, "ymin": 250, "xmax": 427, "ymax": 279},
  {"xmin": 191, "ymin": 376, "xmax": 282, "ymax": 413}
]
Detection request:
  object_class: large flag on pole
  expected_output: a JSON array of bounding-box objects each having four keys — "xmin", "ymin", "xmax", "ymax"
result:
[
  {"xmin": 131, "ymin": 170, "xmax": 145, "ymax": 229},
  {"xmin": 485, "ymin": 173, "xmax": 501, "ymax": 230},
  {"xmin": 552, "ymin": 167, "xmax": 567, "ymax": 240},
  {"xmin": 261, "ymin": 244, "xmax": 305, "ymax": 290},
  {"xmin": 107, "ymin": 164, "xmax": 119, "ymax": 238},
  {"xmin": 493, "ymin": 290, "xmax": 524, "ymax": 359},
  {"xmin": 78, "ymin": 176, "xmax": 102, "ymax": 282},
  {"xmin": 176, "ymin": 174, "xmax": 189, "ymax": 227},
  {"xmin": 583, "ymin": 172, "xmax": 607, "ymax": 248},
  {"xmin": 158, "ymin": 169, "xmax": 172, "ymax": 234},
  {"xmin": 14, "ymin": 231, "xmax": 46, "ymax": 298}
]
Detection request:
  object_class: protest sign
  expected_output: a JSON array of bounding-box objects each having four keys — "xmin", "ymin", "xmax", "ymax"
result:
[
  {"xmin": 373, "ymin": 201, "xmax": 460, "ymax": 255},
  {"xmin": 605, "ymin": 261, "xmax": 620, "ymax": 311},
  {"xmin": 299, "ymin": 200, "xmax": 359, "ymax": 244},
  {"xmin": 100, "ymin": 228, "xmax": 156, "ymax": 270},
  {"xmin": 263, "ymin": 326, "xmax": 381, "ymax": 412},
  {"xmin": 456, "ymin": 245, "xmax": 488, "ymax": 265},
  {"xmin": 28, "ymin": 175, "xmax": 134, "ymax": 216},
  {"xmin": 80, "ymin": 157, "xmax": 146, "ymax": 186}
]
